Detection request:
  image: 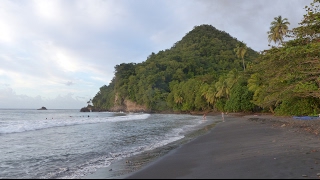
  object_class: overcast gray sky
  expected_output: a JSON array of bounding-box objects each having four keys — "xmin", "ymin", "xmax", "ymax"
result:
[{"xmin": 0, "ymin": 0, "xmax": 313, "ymax": 109}]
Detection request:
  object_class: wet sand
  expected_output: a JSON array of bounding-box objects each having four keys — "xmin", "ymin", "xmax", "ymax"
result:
[
  {"xmin": 123, "ymin": 114, "xmax": 320, "ymax": 179},
  {"xmin": 84, "ymin": 114, "xmax": 320, "ymax": 179}
]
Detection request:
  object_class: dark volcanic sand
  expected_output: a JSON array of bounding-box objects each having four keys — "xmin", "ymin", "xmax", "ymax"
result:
[
  {"xmin": 84, "ymin": 114, "xmax": 320, "ymax": 179},
  {"xmin": 124, "ymin": 114, "xmax": 320, "ymax": 179}
]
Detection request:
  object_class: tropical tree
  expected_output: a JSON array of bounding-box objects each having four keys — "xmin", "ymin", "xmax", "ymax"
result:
[
  {"xmin": 289, "ymin": 0, "xmax": 320, "ymax": 44},
  {"xmin": 87, "ymin": 99, "xmax": 92, "ymax": 106},
  {"xmin": 215, "ymin": 75, "xmax": 230, "ymax": 99},
  {"xmin": 91, "ymin": 24, "xmax": 259, "ymax": 112},
  {"xmin": 267, "ymin": 15, "xmax": 290, "ymax": 46},
  {"xmin": 248, "ymin": 0, "xmax": 320, "ymax": 115},
  {"xmin": 225, "ymin": 68, "xmax": 240, "ymax": 88},
  {"xmin": 234, "ymin": 41, "xmax": 247, "ymax": 71},
  {"xmin": 200, "ymin": 83, "xmax": 216, "ymax": 106},
  {"xmin": 225, "ymin": 80, "xmax": 255, "ymax": 112}
]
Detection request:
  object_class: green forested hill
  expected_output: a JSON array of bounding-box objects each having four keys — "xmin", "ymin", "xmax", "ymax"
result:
[
  {"xmin": 92, "ymin": 24, "xmax": 259, "ymax": 113},
  {"xmin": 91, "ymin": 0, "xmax": 320, "ymax": 116}
]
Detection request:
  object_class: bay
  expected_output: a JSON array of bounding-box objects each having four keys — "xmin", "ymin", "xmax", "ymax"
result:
[{"xmin": 0, "ymin": 109, "xmax": 220, "ymax": 179}]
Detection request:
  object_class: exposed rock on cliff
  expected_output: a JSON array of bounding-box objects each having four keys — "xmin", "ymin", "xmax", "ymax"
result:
[
  {"xmin": 124, "ymin": 99, "xmax": 148, "ymax": 112},
  {"xmin": 81, "ymin": 99, "xmax": 149, "ymax": 113},
  {"xmin": 109, "ymin": 99, "xmax": 149, "ymax": 112}
]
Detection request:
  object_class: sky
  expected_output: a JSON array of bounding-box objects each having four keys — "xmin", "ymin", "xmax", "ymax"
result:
[{"xmin": 0, "ymin": 0, "xmax": 313, "ymax": 109}]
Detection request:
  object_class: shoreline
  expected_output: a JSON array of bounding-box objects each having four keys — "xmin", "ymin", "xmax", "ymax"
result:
[
  {"xmin": 79, "ymin": 115, "xmax": 220, "ymax": 179},
  {"xmin": 82, "ymin": 114, "xmax": 221, "ymax": 179},
  {"xmin": 83, "ymin": 113, "xmax": 320, "ymax": 179}
]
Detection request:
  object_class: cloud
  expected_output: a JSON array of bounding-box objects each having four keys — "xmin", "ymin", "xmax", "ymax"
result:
[
  {"xmin": 0, "ymin": 86, "xmax": 87, "ymax": 109},
  {"xmin": 165, "ymin": 0, "xmax": 313, "ymax": 51},
  {"xmin": 65, "ymin": 81, "xmax": 74, "ymax": 86},
  {"xmin": 0, "ymin": 0, "xmax": 314, "ymax": 109}
]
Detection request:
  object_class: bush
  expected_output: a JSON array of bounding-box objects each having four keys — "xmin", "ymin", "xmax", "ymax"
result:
[{"xmin": 274, "ymin": 97, "xmax": 320, "ymax": 116}]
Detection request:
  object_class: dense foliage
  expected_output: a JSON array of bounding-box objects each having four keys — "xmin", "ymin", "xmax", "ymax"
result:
[
  {"xmin": 92, "ymin": 24, "xmax": 258, "ymax": 113},
  {"xmin": 92, "ymin": 0, "xmax": 320, "ymax": 116},
  {"xmin": 248, "ymin": 0, "xmax": 320, "ymax": 115}
]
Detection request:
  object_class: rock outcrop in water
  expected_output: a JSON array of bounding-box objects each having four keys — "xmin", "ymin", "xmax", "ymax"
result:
[{"xmin": 37, "ymin": 107, "xmax": 47, "ymax": 110}]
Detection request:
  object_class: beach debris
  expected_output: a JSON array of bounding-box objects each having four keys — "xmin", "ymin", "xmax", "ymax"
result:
[
  {"xmin": 316, "ymin": 173, "xmax": 320, "ymax": 176},
  {"xmin": 281, "ymin": 124, "xmax": 286, "ymax": 127},
  {"xmin": 302, "ymin": 174, "xmax": 308, "ymax": 177}
]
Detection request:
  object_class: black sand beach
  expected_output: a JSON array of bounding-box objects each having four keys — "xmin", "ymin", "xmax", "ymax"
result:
[{"xmin": 84, "ymin": 114, "xmax": 320, "ymax": 179}]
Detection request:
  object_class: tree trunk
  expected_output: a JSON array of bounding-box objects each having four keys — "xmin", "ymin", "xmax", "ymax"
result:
[
  {"xmin": 269, "ymin": 106, "xmax": 275, "ymax": 114},
  {"xmin": 242, "ymin": 58, "xmax": 246, "ymax": 71}
]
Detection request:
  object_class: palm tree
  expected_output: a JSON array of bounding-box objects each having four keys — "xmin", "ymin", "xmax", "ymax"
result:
[
  {"xmin": 226, "ymin": 69, "xmax": 240, "ymax": 89},
  {"xmin": 267, "ymin": 15, "xmax": 290, "ymax": 46},
  {"xmin": 234, "ymin": 41, "xmax": 247, "ymax": 71},
  {"xmin": 200, "ymin": 83, "xmax": 216, "ymax": 105},
  {"xmin": 215, "ymin": 76, "xmax": 230, "ymax": 99}
]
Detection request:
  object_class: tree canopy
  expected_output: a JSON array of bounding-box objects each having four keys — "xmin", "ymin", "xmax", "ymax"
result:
[
  {"xmin": 91, "ymin": 0, "xmax": 320, "ymax": 116},
  {"xmin": 267, "ymin": 15, "xmax": 290, "ymax": 46},
  {"xmin": 248, "ymin": 0, "xmax": 320, "ymax": 115},
  {"xmin": 92, "ymin": 24, "xmax": 258, "ymax": 113}
]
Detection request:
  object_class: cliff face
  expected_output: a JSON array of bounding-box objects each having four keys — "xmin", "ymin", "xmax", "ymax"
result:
[
  {"xmin": 109, "ymin": 99, "xmax": 149, "ymax": 112},
  {"xmin": 81, "ymin": 99, "xmax": 149, "ymax": 112},
  {"xmin": 124, "ymin": 99, "xmax": 148, "ymax": 112}
]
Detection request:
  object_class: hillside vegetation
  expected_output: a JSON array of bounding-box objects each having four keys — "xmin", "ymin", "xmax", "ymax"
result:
[{"xmin": 91, "ymin": 0, "xmax": 320, "ymax": 116}]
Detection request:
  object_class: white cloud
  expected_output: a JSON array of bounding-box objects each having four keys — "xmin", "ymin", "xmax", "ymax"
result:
[
  {"xmin": 32, "ymin": 0, "xmax": 64, "ymax": 22},
  {"xmin": 90, "ymin": 76, "xmax": 110, "ymax": 83},
  {"xmin": 0, "ymin": 0, "xmax": 315, "ymax": 109},
  {"xmin": 160, "ymin": 0, "xmax": 313, "ymax": 51},
  {"xmin": 0, "ymin": 86, "xmax": 87, "ymax": 109}
]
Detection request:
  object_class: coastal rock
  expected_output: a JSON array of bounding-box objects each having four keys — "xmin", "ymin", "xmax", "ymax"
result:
[
  {"xmin": 37, "ymin": 106, "xmax": 47, "ymax": 110},
  {"xmin": 80, "ymin": 107, "xmax": 91, "ymax": 112},
  {"xmin": 80, "ymin": 99, "xmax": 150, "ymax": 113},
  {"xmin": 80, "ymin": 106, "xmax": 104, "ymax": 112},
  {"xmin": 124, "ymin": 99, "xmax": 148, "ymax": 112},
  {"xmin": 100, "ymin": 99, "xmax": 150, "ymax": 113}
]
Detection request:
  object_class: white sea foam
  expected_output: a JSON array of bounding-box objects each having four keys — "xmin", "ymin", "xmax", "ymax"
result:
[
  {"xmin": 55, "ymin": 125, "xmax": 188, "ymax": 179},
  {"xmin": 0, "ymin": 113, "xmax": 150, "ymax": 134},
  {"xmin": 0, "ymin": 111, "xmax": 215, "ymax": 179},
  {"xmin": 41, "ymin": 155, "xmax": 114, "ymax": 179}
]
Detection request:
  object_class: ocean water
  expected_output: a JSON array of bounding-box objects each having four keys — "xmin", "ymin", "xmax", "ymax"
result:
[{"xmin": 0, "ymin": 109, "xmax": 220, "ymax": 179}]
